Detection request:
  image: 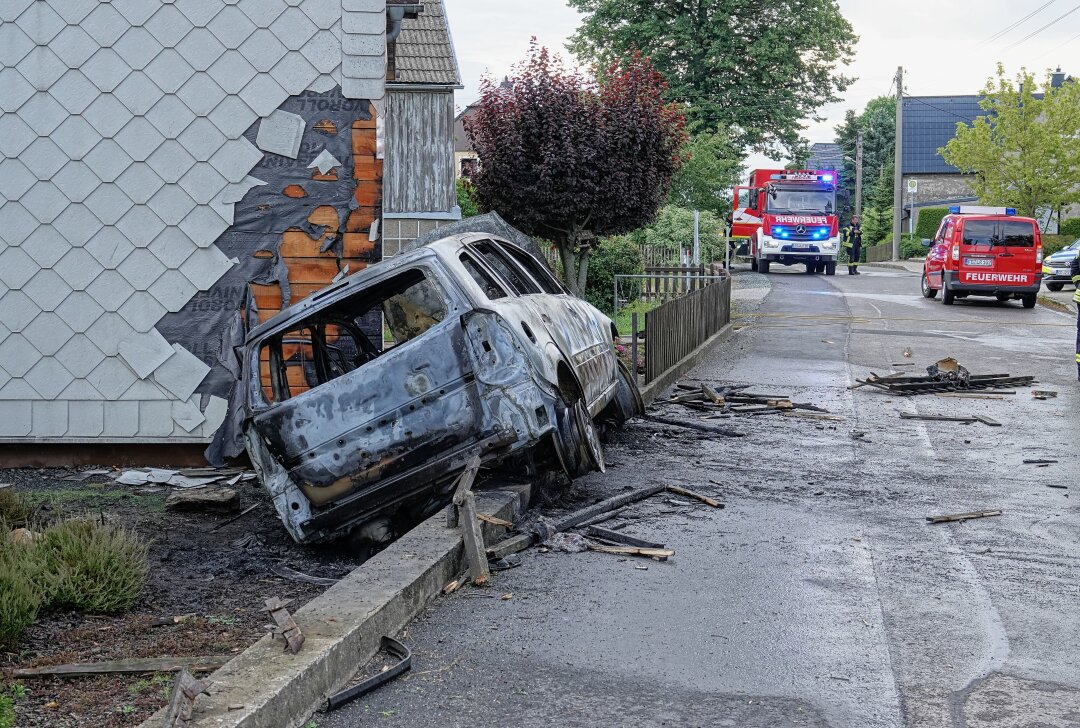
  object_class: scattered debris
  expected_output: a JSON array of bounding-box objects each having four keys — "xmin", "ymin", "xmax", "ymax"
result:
[
  {"xmin": 264, "ymin": 597, "xmax": 305, "ymax": 655},
  {"xmin": 7, "ymin": 657, "xmax": 230, "ymax": 679},
  {"xmin": 586, "ymin": 525, "xmax": 665, "ymax": 549},
  {"xmin": 1023, "ymin": 459, "xmax": 1058, "ymax": 465},
  {"xmin": 541, "ymin": 530, "xmax": 591, "ymax": 553},
  {"xmin": 442, "ymin": 579, "xmax": 463, "ymax": 595},
  {"xmin": 10, "ymin": 527, "xmax": 35, "ymax": 545},
  {"xmin": 1047, "ymin": 484, "xmax": 1068, "ymax": 490},
  {"xmin": 445, "ymin": 456, "xmax": 488, "ymax": 586},
  {"xmin": 114, "ymin": 468, "xmax": 256, "ymax": 489},
  {"xmin": 642, "ymin": 414, "xmax": 745, "ymax": 437},
  {"xmin": 270, "ymin": 564, "xmax": 339, "ymax": 587},
  {"xmin": 902, "ymin": 347, "xmax": 913, "ymax": 358},
  {"xmin": 926, "ymin": 510, "xmax": 1002, "ymax": 524},
  {"xmin": 162, "ymin": 669, "xmax": 210, "ymax": 728},
  {"xmin": 60, "ymin": 468, "xmax": 114, "ymax": 482},
  {"xmin": 666, "ymin": 485, "xmax": 724, "ymax": 508},
  {"xmin": 974, "ymin": 415, "xmax": 1001, "ymax": 427},
  {"xmin": 488, "ymin": 554, "xmax": 522, "ymax": 571},
  {"xmin": 588, "ymin": 543, "xmax": 674, "ymax": 560},
  {"xmin": 165, "ymin": 487, "xmax": 240, "ymax": 514},
  {"xmin": 210, "ymin": 503, "xmax": 260, "ymax": 532},
  {"xmin": 659, "ymin": 382, "xmax": 826, "ymax": 420},
  {"xmin": 477, "ymin": 513, "xmax": 513, "ymax": 528},
  {"xmin": 783, "ymin": 411, "xmax": 845, "ymax": 422},
  {"xmin": 321, "ymin": 636, "xmax": 411, "ymax": 713},
  {"xmin": 935, "ymin": 392, "xmax": 1011, "ymax": 400},
  {"xmin": 855, "ymin": 360, "xmax": 1034, "ymax": 395},
  {"xmin": 1031, "ymin": 390, "xmax": 1058, "ymax": 399},
  {"xmin": 899, "ymin": 413, "xmax": 979, "ymax": 425}
]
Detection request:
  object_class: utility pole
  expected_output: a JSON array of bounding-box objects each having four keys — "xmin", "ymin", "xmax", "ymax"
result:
[
  {"xmin": 892, "ymin": 66, "xmax": 904, "ymax": 261},
  {"xmin": 854, "ymin": 131, "xmax": 864, "ymax": 216}
]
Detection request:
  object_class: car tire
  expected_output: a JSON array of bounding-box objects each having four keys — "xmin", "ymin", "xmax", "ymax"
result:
[
  {"xmin": 942, "ymin": 280, "xmax": 955, "ymax": 305},
  {"xmin": 759, "ymin": 260, "xmax": 771, "ymax": 274},
  {"xmin": 551, "ymin": 396, "xmax": 605, "ymax": 478},
  {"xmin": 750, "ymin": 257, "xmax": 759, "ymax": 272},
  {"xmin": 805, "ymin": 263, "xmax": 815, "ymax": 274},
  {"xmin": 921, "ymin": 273, "xmax": 938, "ymax": 299},
  {"xmin": 825, "ymin": 261, "xmax": 836, "ymax": 276},
  {"xmin": 1022, "ymin": 294, "xmax": 1037, "ymax": 309},
  {"xmin": 602, "ymin": 358, "xmax": 644, "ymax": 427},
  {"xmin": 1047, "ymin": 282, "xmax": 1064, "ymax": 292}
]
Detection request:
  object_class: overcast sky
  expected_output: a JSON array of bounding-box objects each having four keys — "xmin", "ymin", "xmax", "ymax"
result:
[{"xmin": 448, "ymin": 0, "xmax": 1080, "ymax": 168}]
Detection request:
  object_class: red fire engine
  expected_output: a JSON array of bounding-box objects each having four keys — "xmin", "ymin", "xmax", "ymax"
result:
[{"xmin": 731, "ymin": 169, "xmax": 841, "ymax": 275}]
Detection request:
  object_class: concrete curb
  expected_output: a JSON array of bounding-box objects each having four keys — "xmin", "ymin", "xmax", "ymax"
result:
[
  {"xmin": 139, "ymin": 489, "xmax": 526, "ymax": 728},
  {"xmin": 638, "ymin": 322, "xmax": 736, "ymax": 405},
  {"xmin": 1038, "ymin": 295, "xmax": 1077, "ymax": 316},
  {"xmin": 863, "ymin": 262, "xmax": 922, "ymax": 273}
]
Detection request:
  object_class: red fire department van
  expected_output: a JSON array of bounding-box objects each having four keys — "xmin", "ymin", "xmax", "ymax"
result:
[{"xmin": 920, "ymin": 206, "xmax": 1043, "ymax": 308}]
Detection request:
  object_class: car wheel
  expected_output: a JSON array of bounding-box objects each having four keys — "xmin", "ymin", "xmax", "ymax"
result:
[
  {"xmin": 750, "ymin": 257, "xmax": 758, "ymax": 272},
  {"xmin": 824, "ymin": 261, "xmax": 836, "ymax": 276},
  {"xmin": 759, "ymin": 260, "xmax": 771, "ymax": 274},
  {"xmin": 1047, "ymin": 282, "xmax": 1064, "ymax": 292},
  {"xmin": 551, "ymin": 396, "xmax": 605, "ymax": 478},
  {"xmin": 921, "ymin": 273, "xmax": 938, "ymax": 299},
  {"xmin": 1022, "ymin": 294, "xmax": 1037, "ymax": 309},
  {"xmin": 942, "ymin": 281, "xmax": 955, "ymax": 305},
  {"xmin": 601, "ymin": 358, "xmax": 644, "ymax": 427},
  {"xmin": 805, "ymin": 263, "xmax": 816, "ymax": 274}
]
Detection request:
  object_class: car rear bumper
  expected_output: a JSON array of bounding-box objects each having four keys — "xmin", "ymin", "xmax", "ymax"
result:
[{"xmin": 944, "ymin": 271, "xmax": 1041, "ymax": 295}]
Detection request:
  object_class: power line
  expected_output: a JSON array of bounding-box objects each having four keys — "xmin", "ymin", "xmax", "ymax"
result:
[
  {"xmin": 1036, "ymin": 29, "xmax": 1080, "ymax": 60},
  {"xmin": 981, "ymin": 1, "xmax": 1055, "ymax": 44},
  {"xmin": 1005, "ymin": 3, "xmax": 1080, "ymax": 48},
  {"xmin": 902, "ymin": 94, "xmax": 982, "ymax": 124}
]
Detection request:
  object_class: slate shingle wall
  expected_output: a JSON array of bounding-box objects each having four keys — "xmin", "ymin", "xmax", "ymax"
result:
[
  {"xmin": 902, "ymin": 96, "xmax": 984, "ymax": 175},
  {"xmin": 0, "ymin": 0, "xmax": 386, "ymax": 441}
]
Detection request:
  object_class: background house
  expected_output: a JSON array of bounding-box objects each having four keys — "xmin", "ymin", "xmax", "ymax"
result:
[
  {"xmin": 0, "ymin": 1, "xmax": 395, "ymax": 458},
  {"xmin": 381, "ymin": 0, "xmax": 464, "ymax": 257},
  {"xmin": 806, "ymin": 142, "xmax": 843, "ymax": 171}
]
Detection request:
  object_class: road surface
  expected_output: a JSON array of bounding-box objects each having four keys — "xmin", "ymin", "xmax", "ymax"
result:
[{"xmin": 314, "ymin": 264, "xmax": 1080, "ymax": 728}]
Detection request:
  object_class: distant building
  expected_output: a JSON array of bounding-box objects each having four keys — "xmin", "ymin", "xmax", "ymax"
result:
[{"xmin": 806, "ymin": 142, "xmax": 843, "ymax": 171}]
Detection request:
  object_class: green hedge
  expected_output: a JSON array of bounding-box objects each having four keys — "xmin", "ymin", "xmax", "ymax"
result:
[
  {"xmin": 1042, "ymin": 235, "xmax": 1075, "ymax": 257},
  {"xmin": 1060, "ymin": 218, "xmax": 1080, "ymax": 238},
  {"xmin": 585, "ymin": 236, "xmax": 644, "ymax": 313},
  {"xmin": 914, "ymin": 207, "xmax": 950, "ymax": 240}
]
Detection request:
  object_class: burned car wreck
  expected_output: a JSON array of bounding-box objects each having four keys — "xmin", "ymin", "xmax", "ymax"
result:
[{"xmin": 242, "ymin": 233, "xmax": 643, "ymax": 544}]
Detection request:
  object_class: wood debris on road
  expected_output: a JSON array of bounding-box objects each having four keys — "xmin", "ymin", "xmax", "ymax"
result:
[
  {"xmin": 6, "ymin": 656, "xmax": 231, "ymax": 679},
  {"xmin": 926, "ymin": 510, "xmax": 1002, "ymax": 524}
]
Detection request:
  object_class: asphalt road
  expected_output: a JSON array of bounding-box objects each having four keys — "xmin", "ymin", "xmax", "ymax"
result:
[{"xmin": 314, "ymin": 265, "xmax": 1080, "ymax": 728}]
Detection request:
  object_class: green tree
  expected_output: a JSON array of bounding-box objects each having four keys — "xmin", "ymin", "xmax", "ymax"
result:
[
  {"xmin": 641, "ymin": 205, "xmax": 725, "ymax": 264},
  {"xmin": 859, "ymin": 160, "xmax": 894, "ymax": 245},
  {"xmin": 567, "ymin": 0, "xmax": 857, "ymax": 157},
  {"xmin": 834, "ymin": 96, "xmax": 895, "ymax": 219},
  {"xmin": 667, "ymin": 129, "xmax": 744, "ymax": 216},
  {"xmin": 940, "ymin": 65, "xmax": 1080, "ymax": 217}
]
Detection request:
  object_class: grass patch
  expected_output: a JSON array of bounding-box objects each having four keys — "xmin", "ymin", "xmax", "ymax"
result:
[
  {"xmin": 0, "ymin": 490, "xmax": 31, "ymax": 528},
  {"xmin": 614, "ymin": 299, "xmax": 659, "ymax": 337},
  {"xmin": 0, "ymin": 520, "xmax": 149, "ymax": 649},
  {"xmin": 23, "ymin": 487, "xmax": 165, "ymax": 514}
]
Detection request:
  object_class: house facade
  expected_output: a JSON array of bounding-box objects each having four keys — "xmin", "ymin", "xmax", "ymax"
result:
[{"xmin": 0, "ymin": 0, "xmax": 459, "ymax": 456}]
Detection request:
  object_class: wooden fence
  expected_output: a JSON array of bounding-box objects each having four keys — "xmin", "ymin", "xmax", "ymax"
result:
[
  {"xmin": 864, "ymin": 243, "xmax": 893, "ymax": 263},
  {"xmin": 644, "ymin": 274, "xmax": 731, "ymax": 384}
]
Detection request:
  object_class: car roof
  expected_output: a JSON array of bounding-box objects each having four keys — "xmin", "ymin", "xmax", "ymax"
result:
[
  {"xmin": 945, "ymin": 213, "xmax": 1039, "ymax": 223},
  {"xmin": 245, "ymin": 232, "xmax": 511, "ymax": 342}
]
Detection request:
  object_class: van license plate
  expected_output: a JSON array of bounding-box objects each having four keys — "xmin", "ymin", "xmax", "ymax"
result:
[
  {"xmin": 964, "ymin": 257, "xmax": 993, "ymax": 267},
  {"xmin": 792, "ymin": 243, "xmax": 810, "ymax": 249}
]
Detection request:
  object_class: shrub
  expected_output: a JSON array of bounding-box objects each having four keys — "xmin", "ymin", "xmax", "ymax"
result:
[
  {"xmin": 0, "ymin": 534, "xmax": 43, "ymax": 650},
  {"xmin": 0, "ymin": 490, "xmax": 30, "ymax": 528},
  {"xmin": 1041, "ymin": 234, "xmax": 1075, "ymax": 257},
  {"xmin": 585, "ymin": 235, "xmax": 644, "ymax": 312},
  {"xmin": 914, "ymin": 207, "xmax": 950, "ymax": 240},
  {"xmin": 456, "ymin": 179, "xmax": 481, "ymax": 218},
  {"xmin": 37, "ymin": 521, "xmax": 148, "ymax": 614},
  {"xmin": 901, "ymin": 236, "xmax": 928, "ymax": 260},
  {"xmin": 1060, "ymin": 218, "xmax": 1080, "ymax": 237}
]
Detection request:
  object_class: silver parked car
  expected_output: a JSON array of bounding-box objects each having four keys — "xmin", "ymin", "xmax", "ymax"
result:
[{"xmin": 242, "ymin": 233, "xmax": 642, "ymax": 544}]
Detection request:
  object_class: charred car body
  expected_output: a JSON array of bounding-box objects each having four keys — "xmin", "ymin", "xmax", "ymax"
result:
[{"xmin": 242, "ymin": 233, "xmax": 642, "ymax": 544}]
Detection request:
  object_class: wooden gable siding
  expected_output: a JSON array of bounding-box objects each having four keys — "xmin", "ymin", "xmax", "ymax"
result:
[{"xmin": 384, "ymin": 90, "xmax": 456, "ymax": 214}]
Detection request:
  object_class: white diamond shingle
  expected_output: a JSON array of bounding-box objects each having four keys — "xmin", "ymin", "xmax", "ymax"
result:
[
  {"xmin": 147, "ymin": 140, "xmax": 198, "ymax": 184},
  {"xmin": 148, "ymin": 269, "xmax": 199, "ymax": 312},
  {"xmin": 22, "ymin": 225, "xmax": 70, "ymax": 266},
  {"xmin": 53, "ymin": 0, "xmax": 97, "ymax": 25},
  {"xmin": 51, "ymin": 26, "xmax": 100, "ymax": 69},
  {"xmin": 272, "ymin": 8, "xmax": 318, "ymax": 50},
  {"xmin": 84, "ymin": 184, "xmax": 135, "ymax": 226},
  {"xmin": 26, "ymin": 359, "xmax": 74, "ymax": 400},
  {"xmin": 113, "ymin": 72, "xmax": 163, "ymax": 115},
  {"xmin": 17, "ymin": 2, "xmax": 64, "ymax": 44},
  {"xmin": 0, "ymin": 291, "xmax": 39, "ymax": 333},
  {"xmin": 112, "ymin": 0, "xmax": 157, "ymax": 26},
  {"xmin": 302, "ymin": 0, "xmax": 340, "ymax": 30},
  {"xmin": 179, "ymin": 247, "xmax": 233, "ymax": 290},
  {"xmin": 0, "ymin": 116, "xmax": 36, "ymax": 158},
  {"xmin": 115, "ymin": 117, "xmax": 167, "ymax": 163},
  {"xmin": 149, "ymin": 227, "xmax": 199, "ymax": 268},
  {"xmin": 139, "ymin": 401, "xmax": 174, "ymax": 435},
  {"xmin": 240, "ymin": 29, "xmax": 288, "ymax": 72},
  {"xmin": 178, "ymin": 164, "xmax": 228, "ymax": 205},
  {"xmin": 207, "ymin": 95, "xmax": 257, "ymax": 137},
  {"xmin": 0, "ymin": 202, "xmax": 37, "ymax": 245},
  {"xmin": 116, "ymin": 164, "xmax": 166, "ymax": 205},
  {"xmin": 56, "ymin": 291, "xmax": 105, "ymax": 333},
  {"xmin": 53, "ymin": 248, "xmax": 104, "ymax": 291},
  {"xmin": 118, "ymin": 291, "xmax": 167, "ymax": 331},
  {"xmin": 81, "ymin": 48, "xmax": 131, "ymax": 93},
  {"xmin": 177, "ymin": 118, "xmax": 227, "ymax": 162},
  {"xmin": 145, "ymin": 94, "xmax": 196, "ymax": 139},
  {"xmin": 23, "ymin": 313, "xmax": 74, "ymax": 356},
  {"xmin": 56, "ymin": 334, "xmax": 106, "ymax": 378},
  {"xmin": 88, "ymin": 270, "xmax": 137, "ymax": 312},
  {"xmin": 239, "ymin": 0, "xmax": 289, "ymax": 27},
  {"xmin": 175, "ymin": 0, "xmax": 223, "ymax": 27},
  {"xmin": 0, "ymin": 68, "xmax": 35, "ymax": 114},
  {"xmin": 0, "ymin": 247, "xmax": 38, "ymax": 289},
  {"xmin": 88, "ymin": 356, "xmax": 138, "ymax": 399},
  {"xmin": 113, "ymin": 27, "xmax": 164, "ymax": 71},
  {"xmin": 24, "ymin": 269, "xmax": 72, "ymax": 312},
  {"xmin": 153, "ymin": 344, "xmax": 211, "ymax": 400},
  {"xmin": 172, "ymin": 399, "xmax": 206, "ymax": 432},
  {"xmin": 52, "ymin": 205, "xmax": 103, "ymax": 247},
  {"xmin": 116, "ymin": 205, "xmax": 167, "ymax": 247},
  {"xmin": 50, "ymin": 70, "xmax": 100, "ymax": 114},
  {"xmin": 17, "ymin": 46, "xmax": 67, "ymax": 91},
  {"xmin": 302, "ymin": 31, "xmax": 341, "ymax": 74},
  {"xmin": 21, "ymin": 182, "xmax": 69, "ymax": 224},
  {"xmin": 0, "ymin": 22, "xmax": 33, "ymax": 66},
  {"xmin": 0, "ymin": 159, "xmax": 36, "ymax": 201},
  {"xmin": 145, "ymin": 4, "xmax": 195, "ymax": 48},
  {"xmin": 117, "ymin": 249, "xmax": 168, "ymax": 291},
  {"xmin": 176, "ymin": 73, "xmax": 227, "ymax": 117},
  {"xmin": 209, "ymin": 6, "xmax": 257, "ymax": 49},
  {"xmin": 0, "ymin": 0, "xmax": 33, "ymax": 23},
  {"xmin": 82, "ymin": 94, "xmax": 132, "ymax": 138},
  {"xmin": 144, "ymin": 49, "xmax": 196, "ymax": 94},
  {"xmin": 60, "ymin": 377, "xmax": 106, "ymax": 401},
  {"xmin": 207, "ymin": 50, "xmax": 257, "ymax": 95},
  {"xmin": 85, "ymin": 226, "xmax": 135, "ymax": 268},
  {"xmin": 52, "ymin": 161, "xmax": 100, "ymax": 203},
  {"xmin": 84, "ymin": 139, "xmax": 133, "ymax": 182},
  {"xmin": 176, "ymin": 28, "xmax": 226, "ymax": 72},
  {"xmin": 82, "ymin": 3, "xmax": 128, "ymax": 47},
  {"xmin": 210, "ymin": 139, "xmax": 264, "ymax": 183},
  {"xmin": 178, "ymin": 205, "xmax": 229, "ymax": 248},
  {"xmin": 86, "ymin": 312, "xmax": 136, "ymax": 357},
  {"xmin": 118, "ymin": 329, "xmax": 174, "ymax": 378},
  {"xmin": 17, "ymin": 91, "xmax": 67, "ymax": 135},
  {"xmin": 0, "ymin": 333, "xmax": 40, "ymax": 377},
  {"xmin": 239, "ymin": 73, "xmax": 287, "ymax": 116},
  {"xmin": 256, "ymin": 110, "xmax": 305, "ymax": 158},
  {"xmin": 270, "ymin": 54, "xmax": 319, "ymax": 96}
]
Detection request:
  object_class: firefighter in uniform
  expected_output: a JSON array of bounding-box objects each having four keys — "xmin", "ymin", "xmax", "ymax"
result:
[
  {"xmin": 1072, "ymin": 249, "xmax": 1080, "ymax": 380},
  {"xmin": 842, "ymin": 216, "xmax": 862, "ymax": 275}
]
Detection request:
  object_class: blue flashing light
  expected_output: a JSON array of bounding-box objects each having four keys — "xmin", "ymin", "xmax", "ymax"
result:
[
  {"xmin": 949, "ymin": 205, "xmax": 961, "ymax": 213},
  {"xmin": 1005, "ymin": 207, "xmax": 1016, "ymax": 216},
  {"xmin": 822, "ymin": 174, "xmax": 834, "ymax": 182}
]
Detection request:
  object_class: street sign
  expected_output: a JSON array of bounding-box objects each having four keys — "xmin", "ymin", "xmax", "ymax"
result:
[{"xmin": 907, "ymin": 179, "xmax": 918, "ymax": 193}]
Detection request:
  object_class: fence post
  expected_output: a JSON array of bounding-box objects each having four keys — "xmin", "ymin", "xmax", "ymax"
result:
[
  {"xmin": 630, "ymin": 313, "xmax": 638, "ymax": 383},
  {"xmin": 613, "ymin": 276, "xmax": 619, "ymax": 333}
]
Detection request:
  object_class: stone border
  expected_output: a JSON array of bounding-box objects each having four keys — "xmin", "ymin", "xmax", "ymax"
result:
[
  {"xmin": 139, "ymin": 489, "xmax": 527, "ymax": 728},
  {"xmin": 638, "ymin": 323, "xmax": 736, "ymax": 405}
]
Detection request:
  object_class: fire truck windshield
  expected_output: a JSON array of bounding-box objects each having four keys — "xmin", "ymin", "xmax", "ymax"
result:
[{"xmin": 766, "ymin": 188, "xmax": 835, "ymax": 215}]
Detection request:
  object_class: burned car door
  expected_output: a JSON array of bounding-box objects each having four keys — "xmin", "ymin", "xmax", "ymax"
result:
[{"xmin": 246, "ymin": 264, "xmax": 526, "ymax": 543}]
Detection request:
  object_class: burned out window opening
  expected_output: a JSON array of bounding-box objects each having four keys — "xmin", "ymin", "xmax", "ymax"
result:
[
  {"xmin": 469, "ymin": 240, "xmax": 543, "ymax": 295},
  {"xmin": 459, "ymin": 253, "xmax": 509, "ymax": 300},
  {"xmin": 498, "ymin": 241, "xmax": 566, "ymax": 294},
  {"xmin": 260, "ymin": 268, "xmax": 449, "ymax": 404}
]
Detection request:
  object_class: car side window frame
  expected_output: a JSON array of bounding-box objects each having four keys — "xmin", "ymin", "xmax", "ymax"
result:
[
  {"xmin": 496, "ymin": 241, "xmax": 568, "ymax": 295},
  {"xmin": 458, "ymin": 249, "xmax": 513, "ymax": 301},
  {"xmin": 468, "ymin": 240, "xmax": 544, "ymax": 296}
]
